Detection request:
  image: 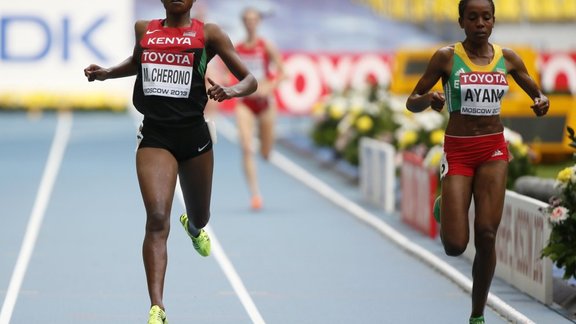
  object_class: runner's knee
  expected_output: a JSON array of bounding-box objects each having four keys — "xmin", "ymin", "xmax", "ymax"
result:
[
  {"xmin": 145, "ymin": 211, "xmax": 170, "ymax": 234},
  {"xmin": 241, "ymin": 144, "xmax": 253, "ymax": 156},
  {"xmin": 442, "ymin": 238, "xmax": 468, "ymax": 256},
  {"xmin": 474, "ymin": 229, "xmax": 497, "ymax": 253}
]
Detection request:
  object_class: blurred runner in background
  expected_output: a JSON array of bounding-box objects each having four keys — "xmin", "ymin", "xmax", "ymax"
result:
[{"xmin": 235, "ymin": 7, "xmax": 285, "ymax": 211}]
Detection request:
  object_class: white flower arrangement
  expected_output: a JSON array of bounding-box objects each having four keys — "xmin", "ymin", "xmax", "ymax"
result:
[{"xmin": 549, "ymin": 206, "xmax": 570, "ymax": 224}]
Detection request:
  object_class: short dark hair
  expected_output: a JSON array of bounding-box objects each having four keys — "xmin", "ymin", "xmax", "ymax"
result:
[{"xmin": 458, "ymin": 0, "xmax": 495, "ymax": 18}]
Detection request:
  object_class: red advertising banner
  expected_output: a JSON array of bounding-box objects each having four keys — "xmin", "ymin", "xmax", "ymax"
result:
[
  {"xmin": 400, "ymin": 151, "xmax": 438, "ymax": 239},
  {"xmin": 539, "ymin": 52, "xmax": 576, "ymax": 94},
  {"xmin": 218, "ymin": 51, "xmax": 576, "ymax": 115},
  {"xmin": 218, "ymin": 52, "xmax": 393, "ymax": 114}
]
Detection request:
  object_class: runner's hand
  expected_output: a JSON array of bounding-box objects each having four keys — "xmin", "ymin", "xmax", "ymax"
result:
[
  {"xmin": 430, "ymin": 91, "xmax": 446, "ymax": 112},
  {"xmin": 84, "ymin": 64, "xmax": 110, "ymax": 82},
  {"xmin": 531, "ymin": 95, "xmax": 549, "ymax": 117},
  {"xmin": 207, "ymin": 77, "xmax": 237, "ymax": 102}
]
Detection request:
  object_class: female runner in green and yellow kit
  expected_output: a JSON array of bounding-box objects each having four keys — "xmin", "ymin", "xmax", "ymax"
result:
[{"xmin": 406, "ymin": 0, "xmax": 549, "ymax": 323}]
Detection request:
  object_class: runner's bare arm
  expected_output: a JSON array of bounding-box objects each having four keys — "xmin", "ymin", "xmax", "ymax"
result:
[
  {"xmin": 406, "ymin": 46, "xmax": 452, "ymax": 113},
  {"xmin": 84, "ymin": 21, "xmax": 148, "ymax": 81},
  {"xmin": 503, "ymin": 48, "xmax": 549, "ymax": 116},
  {"xmin": 204, "ymin": 23, "xmax": 257, "ymax": 101},
  {"xmin": 265, "ymin": 39, "xmax": 286, "ymax": 86}
]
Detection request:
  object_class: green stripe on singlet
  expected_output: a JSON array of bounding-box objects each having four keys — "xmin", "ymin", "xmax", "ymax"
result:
[{"xmin": 197, "ymin": 48, "xmax": 208, "ymax": 79}]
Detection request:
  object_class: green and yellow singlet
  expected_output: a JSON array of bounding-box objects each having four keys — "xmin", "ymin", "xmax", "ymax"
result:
[{"xmin": 444, "ymin": 42, "xmax": 509, "ymax": 116}]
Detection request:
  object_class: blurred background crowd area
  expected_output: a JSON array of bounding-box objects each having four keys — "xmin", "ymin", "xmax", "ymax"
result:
[
  {"xmin": 355, "ymin": 0, "xmax": 576, "ymax": 50},
  {"xmin": 358, "ymin": 0, "xmax": 576, "ymax": 22}
]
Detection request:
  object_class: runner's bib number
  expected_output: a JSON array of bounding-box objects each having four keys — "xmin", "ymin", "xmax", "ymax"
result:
[
  {"xmin": 459, "ymin": 72, "xmax": 508, "ymax": 116},
  {"xmin": 141, "ymin": 50, "xmax": 194, "ymax": 98}
]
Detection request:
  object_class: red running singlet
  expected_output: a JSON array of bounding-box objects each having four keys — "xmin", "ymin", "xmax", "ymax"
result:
[{"xmin": 236, "ymin": 38, "xmax": 274, "ymax": 115}]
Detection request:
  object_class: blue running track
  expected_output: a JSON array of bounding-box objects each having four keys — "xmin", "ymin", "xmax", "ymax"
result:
[{"xmin": 0, "ymin": 111, "xmax": 571, "ymax": 323}]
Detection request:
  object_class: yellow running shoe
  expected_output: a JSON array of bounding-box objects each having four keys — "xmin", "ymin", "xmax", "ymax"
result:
[
  {"xmin": 148, "ymin": 305, "xmax": 168, "ymax": 324},
  {"xmin": 180, "ymin": 213, "xmax": 211, "ymax": 257}
]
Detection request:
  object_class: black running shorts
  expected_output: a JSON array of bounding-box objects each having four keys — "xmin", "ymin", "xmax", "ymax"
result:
[{"xmin": 137, "ymin": 117, "xmax": 213, "ymax": 161}]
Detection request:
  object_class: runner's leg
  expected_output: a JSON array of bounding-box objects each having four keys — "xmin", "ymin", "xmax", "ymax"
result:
[
  {"xmin": 439, "ymin": 174, "xmax": 474, "ymax": 256},
  {"xmin": 258, "ymin": 103, "xmax": 276, "ymax": 160},
  {"xmin": 236, "ymin": 103, "xmax": 260, "ymax": 199},
  {"xmin": 471, "ymin": 160, "xmax": 507, "ymax": 318},
  {"xmin": 137, "ymin": 147, "xmax": 178, "ymax": 310},
  {"xmin": 178, "ymin": 150, "xmax": 214, "ymax": 230}
]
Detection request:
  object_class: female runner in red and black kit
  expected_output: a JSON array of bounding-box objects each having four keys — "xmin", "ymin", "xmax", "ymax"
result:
[
  {"xmin": 406, "ymin": 0, "xmax": 548, "ymax": 323},
  {"xmin": 83, "ymin": 0, "xmax": 257, "ymax": 323},
  {"xmin": 235, "ymin": 7, "xmax": 285, "ymax": 210}
]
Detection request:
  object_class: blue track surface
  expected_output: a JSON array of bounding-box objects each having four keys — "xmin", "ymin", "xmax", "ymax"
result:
[{"xmin": 0, "ymin": 111, "xmax": 572, "ymax": 323}]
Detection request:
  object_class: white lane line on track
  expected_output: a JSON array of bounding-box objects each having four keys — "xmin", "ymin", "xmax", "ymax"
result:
[
  {"xmin": 0, "ymin": 111, "xmax": 72, "ymax": 324},
  {"xmin": 175, "ymin": 187, "xmax": 266, "ymax": 324},
  {"xmin": 215, "ymin": 115, "xmax": 534, "ymax": 324},
  {"xmin": 128, "ymin": 108, "xmax": 265, "ymax": 324}
]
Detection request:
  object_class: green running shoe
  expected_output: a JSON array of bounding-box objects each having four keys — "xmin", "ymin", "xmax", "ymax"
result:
[
  {"xmin": 433, "ymin": 196, "xmax": 442, "ymax": 223},
  {"xmin": 469, "ymin": 316, "xmax": 485, "ymax": 324},
  {"xmin": 148, "ymin": 305, "xmax": 168, "ymax": 324},
  {"xmin": 180, "ymin": 213, "xmax": 211, "ymax": 257}
]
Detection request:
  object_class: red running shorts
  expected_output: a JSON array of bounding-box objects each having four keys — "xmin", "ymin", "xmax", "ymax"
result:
[{"xmin": 440, "ymin": 132, "xmax": 509, "ymax": 178}]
